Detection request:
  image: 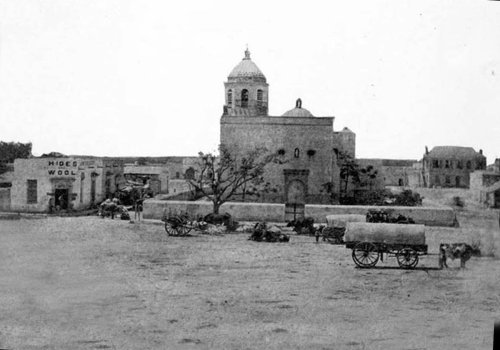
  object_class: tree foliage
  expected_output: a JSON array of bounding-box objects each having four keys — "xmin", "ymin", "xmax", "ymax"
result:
[
  {"xmin": 322, "ymin": 152, "xmax": 380, "ymax": 204},
  {"xmin": 393, "ymin": 190, "xmax": 422, "ymax": 206},
  {"xmin": 338, "ymin": 151, "xmax": 359, "ymax": 196},
  {"xmin": 358, "ymin": 165, "xmax": 378, "ymax": 189},
  {"xmin": 0, "ymin": 141, "xmax": 32, "ymax": 174},
  {"xmin": 0, "ymin": 141, "xmax": 32, "ymax": 163},
  {"xmin": 187, "ymin": 145, "xmax": 278, "ymax": 214}
]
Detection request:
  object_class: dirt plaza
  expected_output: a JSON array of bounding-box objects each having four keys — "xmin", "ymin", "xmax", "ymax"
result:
[{"xmin": 0, "ymin": 216, "xmax": 498, "ymax": 350}]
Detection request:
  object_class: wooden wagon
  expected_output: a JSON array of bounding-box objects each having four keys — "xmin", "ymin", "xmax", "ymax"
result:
[
  {"xmin": 161, "ymin": 209, "xmax": 210, "ymax": 236},
  {"xmin": 344, "ymin": 222, "xmax": 428, "ymax": 269},
  {"xmin": 322, "ymin": 214, "xmax": 366, "ymax": 244}
]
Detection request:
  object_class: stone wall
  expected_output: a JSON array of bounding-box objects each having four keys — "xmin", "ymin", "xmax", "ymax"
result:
[
  {"xmin": 144, "ymin": 200, "xmax": 456, "ymax": 227},
  {"xmin": 144, "ymin": 200, "xmax": 285, "ymax": 222},
  {"xmin": 356, "ymin": 159, "xmax": 421, "ymax": 187}
]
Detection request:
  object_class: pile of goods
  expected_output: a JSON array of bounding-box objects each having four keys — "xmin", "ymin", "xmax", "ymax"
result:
[
  {"xmin": 286, "ymin": 217, "xmax": 316, "ymax": 235},
  {"xmin": 366, "ymin": 209, "xmax": 415, "ymax": 224},
  {"xmin": 248, "ymin": 222, "xmax": 290, "ymax": 243}
]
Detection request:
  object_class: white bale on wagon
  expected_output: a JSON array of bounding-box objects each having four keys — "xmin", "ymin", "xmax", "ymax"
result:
[
  {"xmin": 326, "ymin": 214, "xmax": 366, "ymax": 228},
  {"xmin": 344, "ymin": 222, "xmax": 426, "ymax": 245}
]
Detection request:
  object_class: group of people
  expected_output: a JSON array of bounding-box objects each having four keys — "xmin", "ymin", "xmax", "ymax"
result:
[{"xmin": 99, "ymin": 193, "xmax": 144, "ymax": 222}]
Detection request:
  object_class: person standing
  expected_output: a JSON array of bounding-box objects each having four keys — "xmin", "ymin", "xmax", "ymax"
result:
[{"xmin": 134, "ymin": 197, "xmax": 143, "ymax": 222}]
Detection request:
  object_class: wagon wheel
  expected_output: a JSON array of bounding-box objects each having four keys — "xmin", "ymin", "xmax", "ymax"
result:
[
  {"xmin": 396, "ymin": 248, "xmax": 419, "ymax": 269},
  {"xmin": 352, "ymin": 242, "xmax": 379, "ymax": 268},
  {"xmin": 164, "ymin": 222, "xmax": 177, "ymax": 236},
  {"xmin": 175, "ymin": 224, "xmax": 192, "ymax": 236}
]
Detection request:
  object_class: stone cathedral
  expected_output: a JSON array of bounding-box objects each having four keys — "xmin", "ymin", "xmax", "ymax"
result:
[{"xmin": 220, "ymin": 49, "xmax": 355, "ymax": 210}]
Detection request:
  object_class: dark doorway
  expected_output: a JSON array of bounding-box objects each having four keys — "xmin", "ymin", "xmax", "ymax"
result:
[
  {"xmin": 55, "ymin": 188, "xmax": 69, "ymax": 210},
  {"xmin": 455, "ymin": 176, "xmax": 461, "ymax": 187},
  {"xmin": 494, "ymin": 190, "xmax": 500, "ymax": 209},
  {"xmin": 90, "ymin": 178, "xmax": 96, "ymax": 204},
  {"xmin": 285, "ymin": 203, "xmax": 305, "ymax": 221},
  {"xmin": 398, "ymin": 178, "xmax": 404, "ymax": 186},
  {"xmin": 285, "ymin": 179, "xmax": 306, "ymax": 221}
]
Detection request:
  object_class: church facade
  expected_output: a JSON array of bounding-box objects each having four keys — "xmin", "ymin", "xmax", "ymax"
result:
[{"xmin": 220, "ymin": 49, "xmax": 355, "ymax": 210}]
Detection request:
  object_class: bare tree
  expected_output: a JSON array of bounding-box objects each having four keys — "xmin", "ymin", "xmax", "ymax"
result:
[{"xmin": 187, "ymin": 145, "xmax": 277, "ymax": 214}]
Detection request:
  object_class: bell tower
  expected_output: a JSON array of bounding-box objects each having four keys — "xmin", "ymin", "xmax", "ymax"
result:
[{"xmin": 223, "ymin": 48, "xmax": 269, "ymax": 117}]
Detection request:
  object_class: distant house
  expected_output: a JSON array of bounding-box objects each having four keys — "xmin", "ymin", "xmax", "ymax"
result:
[{"xmin": 422, "ymin": 146, "xmax": 486, "ymax": 188}]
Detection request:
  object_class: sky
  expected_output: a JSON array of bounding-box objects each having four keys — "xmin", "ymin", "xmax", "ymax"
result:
[{"xmin": 1, "ymin": 0, "xmax": 499, "ymax": 163}]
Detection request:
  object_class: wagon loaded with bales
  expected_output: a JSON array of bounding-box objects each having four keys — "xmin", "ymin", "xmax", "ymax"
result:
[
  {"xmin": 344, "ymin": 222, "xmax": 427, "ymax": 269},
  {"xmin": 323, "ymin": 214, "xmax": 366, "ymax": 244}
]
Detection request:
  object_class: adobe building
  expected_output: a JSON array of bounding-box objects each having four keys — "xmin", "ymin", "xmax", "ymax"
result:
[
  {"xmin": 124, "ymin": 164, "xmax": 169, "ymax": 195},
  {"xmin": 422, "ymin": 146, "xmax": 486, "ymax": 188},
  {"xmin": 10, "ymin": 157, "xmax": 123, "ymax": 212},
  {"xmin": 123, "ymin": 156, "xmax": 200, "ymax": 196},
  {"xmin": 355, "ymin": 159, "xmax": 425, "ymax": 188},
  {"xmin": 470, "ymin": 170, "xmax": 500, "ymax": 207},
  {"xmin": 220, "ymin": 49, "xmax": 355, "ymax": 211}
]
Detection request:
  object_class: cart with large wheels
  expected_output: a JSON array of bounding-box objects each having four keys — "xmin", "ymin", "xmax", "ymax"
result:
[
  {"xmin": 344, "ymin": 222, "xmax": 427, "ymax": 269},
  {"xmin": 162, "ymin": 212, "xmax": 193, "ymax": 236}
]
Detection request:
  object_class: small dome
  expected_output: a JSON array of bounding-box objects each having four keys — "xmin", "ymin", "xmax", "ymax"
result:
[
  {"xmin": 282, "ymin": 98, "xmax": 314, "ymax": 117},
  {"xmin": 341, "ymin": 127, "xmax": 354, "ymax": 133},
  {"xmin": 228, "ymin": 49, "xmax": 266, "ymax": 82}
]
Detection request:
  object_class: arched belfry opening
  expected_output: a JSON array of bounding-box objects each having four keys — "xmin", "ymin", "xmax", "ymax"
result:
[{"xmin": 241, "ymin": 89, "xmax": 249, "ymax": 108}]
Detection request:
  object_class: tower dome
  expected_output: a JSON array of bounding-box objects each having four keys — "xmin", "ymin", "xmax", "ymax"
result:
[
  {"xmin": 228, "ymin": 49, "xmax": 266, "ymax": 83},
  {"xmin": 282, "ymin": 98, "xmax": 314, "ymax": 117},
  {"xmin": 223, "ymin": 48, "xmax": 269, "ymax": 117}
]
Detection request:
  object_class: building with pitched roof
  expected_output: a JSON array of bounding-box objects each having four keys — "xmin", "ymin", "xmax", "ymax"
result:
[
  {"xmin": 220, "ymin": 49, "xmax": 355, "ymax": 215},
  {"xmin": 422, "ymin": 146, "xmax": 486, "ymax": 188}
]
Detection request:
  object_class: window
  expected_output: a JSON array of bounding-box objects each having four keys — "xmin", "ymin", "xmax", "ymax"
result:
[
  {"xmin": 257, "ymin": 89, "xmax": 263, "ymax": 107},
  {"xmin": 241, "ymin": 89, "xmax": 249, "ymax": 108},
  {"xmin": 27, "ymin": 179, "xmax": 37, "ymax": 204},
  {"xmin": 185, "ymin": 167, "xmax": 195, "ymax": 180},
  {"xmin": 432, "ymin": 160, "xmax": 439, "ymax": 169},
  {"xmin": 294, "ymin": 148, "xmax": 300, "ymax": 158},
  {"xmin": 466, "ymin": 161, "xmax": 472, "ymax": 170},
  {"xmin": 175, "ymin": 172, "xmax": 180, "ymax": 179},
  {"xmin": 434, "ymin": 175, "xmax": 441, "ymax": 185},
  {"xmin": 227, "ymin": 90, "xmax": 232, "ymax": 107},
  {"xmin": 455, "ymin": 176, "xmax": 461, "ymax": 187},
  {"xmin": 457, "ymin": 160, "xmax": 463, "ymax": 169},
  {"xmin": 445, "ymin": 175, "xmax": 451, "ymax": 185},
  {"xmin": 445, "ymin": 160, "xmax": 450, "ymax": 169}
]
